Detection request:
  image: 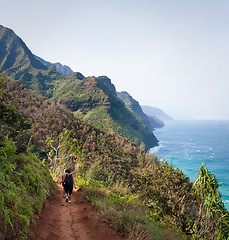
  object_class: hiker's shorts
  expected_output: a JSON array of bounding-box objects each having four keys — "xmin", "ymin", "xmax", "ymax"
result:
[{"xmin": 64, "ymin": 182, "xmax": 73, "ymax": 195}]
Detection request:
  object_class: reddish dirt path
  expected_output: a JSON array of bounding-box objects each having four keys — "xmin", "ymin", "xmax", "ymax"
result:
[{"xmin": 29, "ymin": 185, "xmax": 123, "ymax": 240}]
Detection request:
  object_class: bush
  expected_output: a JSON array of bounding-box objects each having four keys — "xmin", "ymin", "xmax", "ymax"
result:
[{"xmin": 0, "ymin": 139, "xmax": 55, "ymax": 239}]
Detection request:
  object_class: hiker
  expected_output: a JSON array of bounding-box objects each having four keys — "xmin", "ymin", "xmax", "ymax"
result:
[
  {"xmin": 63, "ymin": 169, "xmax": 76, "ymax": 203},
  {"xmin": 59, "ymin": 170, "xmax": 67, "ymax": 197}
]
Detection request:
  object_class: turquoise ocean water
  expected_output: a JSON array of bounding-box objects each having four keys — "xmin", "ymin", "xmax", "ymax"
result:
[{"xmin": 151, "ymin": 120, "xmax": 229, "ymax": 210}]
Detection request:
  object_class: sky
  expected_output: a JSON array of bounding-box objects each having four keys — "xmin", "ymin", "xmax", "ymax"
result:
[{"xmin": 1, "ymin": 0, "xmax": 229, "ymax": 120}]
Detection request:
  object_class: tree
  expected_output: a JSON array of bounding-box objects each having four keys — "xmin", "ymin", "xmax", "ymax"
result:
[
  {"xmin": 46, "ymin": 130, "xmax": 81, "ymax": 174},
  {"xmin": 193, "ymin": 163, "xmax": 229, "ymax": 240}
]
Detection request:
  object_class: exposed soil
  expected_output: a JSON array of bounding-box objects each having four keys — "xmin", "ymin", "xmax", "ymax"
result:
[{"xmin": 29, "ymin": 185, "xmax": 123, "ymax": 240}]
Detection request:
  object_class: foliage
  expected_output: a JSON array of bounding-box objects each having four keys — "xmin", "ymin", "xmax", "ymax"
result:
[
  {"xmin": 46, "ymin": 130, "xmax": 81, "ymax": 176},
  {"xmin": 132, "ymin": 160, "xmax": 197, "ymax": 234},
  {"xmin": 0, "ymin": 139, "xmax": 55, "ymax": 240},
  {"xmin": 193, "ymin": 164, "xmax": 229, "ymax": 239},
  {"xmin": 77, "ymin": 151, "xmax": 229, "ymax": 240},
  {"xmin": 79, "ymin": 179, "xmax": 186, "ymax": 240},
  {"xmin": 0, "ymin": 76, "xmax": 55, "ymax": 239}
]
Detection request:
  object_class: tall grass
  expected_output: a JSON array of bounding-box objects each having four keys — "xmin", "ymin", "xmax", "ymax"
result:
[{"xmin": 79, "ymin": 179, "xmax": 186, "ymax": 240}]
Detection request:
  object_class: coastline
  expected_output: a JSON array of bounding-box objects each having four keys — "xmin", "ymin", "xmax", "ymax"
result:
[{"xmin": 151, "ymin": 120, "xmax": 229, "ymax": 210}]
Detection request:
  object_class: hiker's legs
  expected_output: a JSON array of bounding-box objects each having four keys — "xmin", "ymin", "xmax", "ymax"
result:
[
  {"xmin": 69, "ymin": 184, "xmax": 73, "ymax": 196},
  {"xmin": 68, "ymin": 184, "xmax": 73, "ymax": 203},
  {"xmin": 65, "ymin": 189, "xmax": 70, "ymax": 202},
  {"xmin": 64, "ymin": 184, "xmax": 68, "ymax": 195},
  {"xmin": 64, "ymin": 183, "xmax": 71, "ymax": 202},
  {"xmin": 68, "ymin": 194, "xmax": 72, "ymax": 202}
]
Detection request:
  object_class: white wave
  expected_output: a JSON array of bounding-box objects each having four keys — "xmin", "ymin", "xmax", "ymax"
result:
[
  {"xmin": 150, "ymin": 145, "xmax": 161, "ymax": 154},
  {"xmin": 150, "ymin": 141, "xmax": 166, "ymax": 154}
]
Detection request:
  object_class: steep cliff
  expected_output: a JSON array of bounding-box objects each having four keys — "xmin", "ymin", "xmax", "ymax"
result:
[{"xmin": 117, "ymin": 91, "xmax": 164, "ymax": 129}]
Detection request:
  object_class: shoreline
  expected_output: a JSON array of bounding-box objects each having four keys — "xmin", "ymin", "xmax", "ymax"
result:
[{"xmin": 151, "ymin": 120, "xmax": 229, "ymax": 211}]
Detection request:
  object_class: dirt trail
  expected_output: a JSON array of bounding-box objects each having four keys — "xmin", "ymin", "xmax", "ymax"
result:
[{"xmin": 30, "ymin": 185, "xmax": 123, "ymax": 240}]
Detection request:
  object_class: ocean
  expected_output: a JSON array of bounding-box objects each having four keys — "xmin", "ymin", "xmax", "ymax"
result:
[{"xmin": 151, "ymin": 120, "xmax": 229, "ymax": 210}]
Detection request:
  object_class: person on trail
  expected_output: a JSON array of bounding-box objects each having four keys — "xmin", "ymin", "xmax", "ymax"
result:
[
  {"xmin": 63, "ymin": 169, "xmax": 76, "ymax": 203},
  {"xmin": 60, "ymin": 170, "xmax": 67, "ymax": 197}
]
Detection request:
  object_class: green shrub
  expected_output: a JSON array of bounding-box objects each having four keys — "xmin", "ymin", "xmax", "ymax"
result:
[{"xmin": 0, "ymin": 139, "xmax": 55, "ymax": 239}]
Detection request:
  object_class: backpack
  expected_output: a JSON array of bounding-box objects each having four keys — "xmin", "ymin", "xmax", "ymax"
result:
[{"xmin": 64, "ymin": 174, "xmax": 73, "ymax": 185}]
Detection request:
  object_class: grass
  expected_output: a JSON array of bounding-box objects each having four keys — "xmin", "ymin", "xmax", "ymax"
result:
[{"xmin": 78, "ymin": 179, "xmax": 186, "ymax": 240}]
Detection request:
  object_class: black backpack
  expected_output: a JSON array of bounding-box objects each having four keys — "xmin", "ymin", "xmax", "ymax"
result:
[{"xmin": 65, "ymin": 174, "xmax": 73, "ymax": 185}]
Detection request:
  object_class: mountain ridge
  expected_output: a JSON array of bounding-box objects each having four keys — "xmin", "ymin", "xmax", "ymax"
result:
[
  {"xmin": 0, "ymin": 26, "xmax": 47, "ymax": 89},
  {"xmin": 34, "ymin": 55, "xmax": 74, "ymax": 74},
  {"xmin": 0, "ymin": 24, "xmax": 158, "ymax": 149}
]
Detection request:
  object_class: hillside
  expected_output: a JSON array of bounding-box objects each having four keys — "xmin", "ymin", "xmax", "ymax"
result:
[
  {"xmin": 53, "ymin": 75, "xmax": 158, "ymax": 148},
  {"xmin": 0, "ymin": 74, "xmax": 143, "ymax": 179},
  {"xmin": 0, "ymin": 75, "xmax": 55, "ymax": 239},
  {"xmin": 0, "ymin": 74, "xmax": 192, "ymax": 239},
  {"xmin": 118, "ymin": 91, "xmax": 164, "ymax": 129},
  {"xmin": 0, "ymin": 24, "xmax": 158, "ymax": 149},
  {"xmin": 1, "ymin": 74, "xmax": 229, "ymax": 239}
]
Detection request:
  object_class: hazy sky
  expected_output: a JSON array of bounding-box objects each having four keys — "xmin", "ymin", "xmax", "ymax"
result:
[{"xmin": 1, "ymin": 0, "xmax": 229, "ymax": 120}]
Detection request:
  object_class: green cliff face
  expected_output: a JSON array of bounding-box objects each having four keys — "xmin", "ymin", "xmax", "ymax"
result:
[
  {"xmin": 0, "ymin": 25, "xmax": 47, "ymax": 74},
  {"xmin": 117, "ymin": 91, "xmax": 164, "ymax": 130},
  {"xmin": 52, "ymin": 75, "xmax": 158, "ymax": 148},
  {"xmin": 0, "ymin": 25, "xmax": 158, "ymax": 148}
]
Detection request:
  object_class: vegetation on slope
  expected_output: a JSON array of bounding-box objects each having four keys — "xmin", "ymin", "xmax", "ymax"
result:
[
  {"xmin": 0, "ymin": 140, "xmax": 55, "ymax": 240},
  {"xmin": 0, "ymin": 74, "xmax": 144, "ymax": 179},
  {"xmin": 0, "ymin": 75, "xmax": 55, "ymax": 239},
  {"xmin": 54, "ymin": 75, "xmax": 158, "ymax": 148},
  {"xmin": 76, "ymin": 145, "xmax": 229, "ymax": 239},
  {"xmin": 1, "ymin": 73, "xmax": 229, "ymax": 239}
]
